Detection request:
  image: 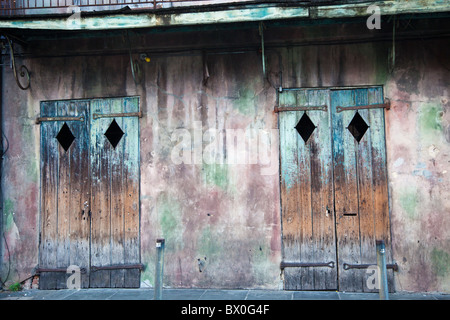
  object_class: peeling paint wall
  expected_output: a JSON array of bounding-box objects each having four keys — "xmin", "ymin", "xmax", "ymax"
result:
[
  {"xmin": 1, "ymin": 17, "xmax": 449, "ymax": 292},
  {"xmin": 1, "ymin": 44, "xmax": 282, "ymax": 289},
  {"xmin": 385, "ymin": 37, "xmax": 450, "ymax": 293}
]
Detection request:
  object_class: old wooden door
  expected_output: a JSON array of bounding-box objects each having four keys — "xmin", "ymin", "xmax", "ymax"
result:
[
  {"xmin": 39, "ymin": 100, "xmax": 91, "ymax": 289},
  {"xmin": 279, "ymin": 87, "xmax": 393, "ymax": 292},
  {"xmin": 89, "ymin": 98, "xmax": 141, "ymax": 288},
  {"xmin": 39, "ymin": 97, "xmax": 140, "ymax": 289},
  {"xmin": 279, "ymin": 89, "xmax": 337, "ymax": 290}
]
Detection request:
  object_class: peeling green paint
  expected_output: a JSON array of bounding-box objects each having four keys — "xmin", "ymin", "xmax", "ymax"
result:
[
  {"xmin": 140, "ymin": 254, "xmax": 155, "ymax": 287},
  {"xmin": 198, "ymin": 225, "xmax": 222, "ymax": 260},
  {"xmin": 158, "ymin": 193, "xmax": 183, "ymax": 251},
  {"xmin": 250, "ymin": 244, "xmax": 274, "ymax": 285},
  {"xmin": 399, "ymin": 186, "xmax": 420, "ymax": 219},
  {"xmin": 418, "ymin": 103, "xmax": 444, "ymax": 143},
  {"xmin": 3, "ymin": 199, "xmax": 15, "ymax": 231},
  {"xmin": 202, "ymin": 163, "xmax": 229, "ymax": 190},
  {"xmin": 431, "ymin": 248, "xmax": 450, "ymax": 277},
  {"xmin": 234, "ymin": 87, "xmax": 256, "ymax": 115}
]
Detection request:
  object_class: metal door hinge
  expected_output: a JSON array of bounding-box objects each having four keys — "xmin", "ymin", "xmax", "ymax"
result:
[
  {"xmin": 36, "ymin": 116, "xmax": 84, "ymax": 124},
  {"xmin": 280, "ymin": 261, "xmax": 335, "ymax": 269},
  {"xmin": 92, "ymin": 111, "xmax": 142, "ymax": 120},
  {"xmin": 343, "ymin": 262, "xmax": 398, "ymax": 271},
  {"xmin": 336, "ymin": 98, "xmax": 390, "ymax": 113},
  {"xmin": 274, "ymin": 105, "xmax": 327, "ymax": 113},
  {"xmin": 90, "ymin": 263, "xmax": 145, "ymax": 272},
  {"xmin": 34, "ymin": 266, "xmax": 87, "ymax": 274}
]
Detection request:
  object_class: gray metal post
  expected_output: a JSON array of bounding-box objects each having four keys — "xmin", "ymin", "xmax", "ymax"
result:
[
  {"xmin": 376, "ymin": 240, "xmax": 389, "ymax": 300},
  {"xmin": 154, "ymin": 238, "xmax": 165, "ymax": 300}
]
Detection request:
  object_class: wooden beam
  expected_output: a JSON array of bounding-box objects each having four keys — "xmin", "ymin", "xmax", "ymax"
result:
[
  {"xmin": 0, "ymin": 5, "xmax": 308, "ymax": 31},
  {"xmin": 0, "ymin": 1, "xmax": 448, "ymax": 31}
]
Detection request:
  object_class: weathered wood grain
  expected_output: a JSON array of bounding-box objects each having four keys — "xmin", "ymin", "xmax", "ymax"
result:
[
  {"xmin": 39, "ymin": 101, "xmax": 59, "ymax": 290},
  {"xmin": 280, "ymin": 89, "xmax": 337, "ymax": 290},
  {"xmin": 280, "ymin": 87, "xmax": 391, "ymax": 292},
  {"xmin": 90, "ymin": 97, "xmax": 141, "ymax": 288},
  {"xmin": 122, "ymin": 97, "xmax": 141, "ymax": 288},
  {"xmin": 39, "ymin": 100, "xmax": 91, "ymax": 289},
  {"xmin": 331, "ymin": 87, "xmax": 393, "ymax": 292}
]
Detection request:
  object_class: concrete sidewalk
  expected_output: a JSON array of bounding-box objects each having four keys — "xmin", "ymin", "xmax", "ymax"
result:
[{"xmin": 1, "ymin": 288, "xmax": 449, "ymax": 300}]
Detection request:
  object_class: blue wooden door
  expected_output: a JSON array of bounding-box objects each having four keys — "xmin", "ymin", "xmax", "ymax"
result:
[
  {"xmin": 279, "ymin": 87, "xmax": 392, "ymax": 292},
  {"xmin": 279, "ymin": 89, "xmax": 337, "ymax": 290},
  {"xmin": 39, "ymin": 100, "xmax": 91, "ymax": 289},
  {"xmin": 89, "ymin": 97, "xmax": 141, "ymax": 288},
  {"xmin": 330, "ymin": 87, "xmax": 393, "ymax": 292},
  {"xmin": 39, "ymin": 97, "xmax": 140, "ymax": 289}
]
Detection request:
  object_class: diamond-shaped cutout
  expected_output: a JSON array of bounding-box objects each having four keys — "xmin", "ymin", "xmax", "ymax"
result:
[
  {"xmin": 295, "ymin": 113, "xmax": 316, "ymax": 143},
  {"xmin": 348, "ymin": 112, "xmax": 369, "ymax": 143},
  {"xmin": 104, "ymin": 119, "xmax": 124, "ymax": 149},
  {"xmin": 56, "ymin": 122, "xmax": 75, "ymax": 152}
]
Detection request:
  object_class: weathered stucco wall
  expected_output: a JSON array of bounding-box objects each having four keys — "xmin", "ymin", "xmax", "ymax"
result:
[
  {"xmin": 1, "ymin": 19, "xmax": 449, "ymax": 292},
  {"xmin": 1, "ymin": 46, "xmax": 282, "ymax": 289},
  {"xmin": 384, "ymin": 38, "xmax": 450, "ymax": 293}
]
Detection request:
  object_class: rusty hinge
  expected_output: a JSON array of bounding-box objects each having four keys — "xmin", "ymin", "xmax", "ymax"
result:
[
  {"xmin": 343, "ymin": 263, "xmax": 398, "ymax": 271},
  {"xmin": 336, "ymin": 98, "xmax": 390, "ymax": 113},
  {"xmin": 90, "ymin": 263, "xmax": 145, "ymax": 272},
  {"xmin": 274, "ymin": 105, "xmax": 327, "ymax": 113},
  {"xmin": 92, "ymin": 111, "xmax": 142, "ymax": 120},
  {"xmin": 280, "ymin": 261, "xmax": 335, "ymax": 269},
  {"xmin": 35, "ymin": 116, "xmax": 84, "ymax": 124},
  {"xmin": 34, "ymin": 266, "xmax": 87, "ymax": 274}
]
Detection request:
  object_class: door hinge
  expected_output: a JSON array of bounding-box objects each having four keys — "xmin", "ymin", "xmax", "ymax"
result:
[
  {"xmin": 92, "ymin": 111, "xmax": 142, "ymax": 120},
  {"xmin": 274, "ymin": 105, "xmax": 328, "ymax": 113},
  {"xmin": 343, "ymin": 263, "xmax": 398, "ymax": 271},
  {"xmin": 35, "ymin": 116, "xmax": 84, "ymax": 124},
  {"xmin": 336, "ymin": 98, "xmax": 390, "ymax": 113},
  {"xmin": 90, "ymin": 263, "xmax": 145, "ymax": 272},
  {"xmin": 34, "ymin": 266, "xmax": 87, "ymax": 274},
  {"xmin": 280, "ymin": 261, "xmax": 335, "ymax": 269}
]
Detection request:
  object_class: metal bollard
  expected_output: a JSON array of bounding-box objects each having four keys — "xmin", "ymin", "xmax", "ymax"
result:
[
  {"xmin": 154, "ymin": 238, "xmax": 165, "ymax": 300},
  {"xmin": 376, "ymin": 240, "xmax": 389, "ymax": 300}
]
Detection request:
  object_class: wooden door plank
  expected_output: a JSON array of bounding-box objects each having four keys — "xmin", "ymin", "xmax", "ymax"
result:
[
  {"xmin": 55, "ymin": 101, "xmax": 72, "ymax": 289},
  {"xmin": 67, "ymin": 101, "xmax": 90, "ymax": 289},
  {"xmin": 367, "ymin": 87, "xmax": 395, "ymax": 291},
  {"xmin": 297, "ymin": 117, "xmax": 314, "ymax": 291},
  {"xmin": 39, "ymin": 101, "xmax": 59, "ymax": 290},
  {"xmin": 90, "ymin": 99, "xmax": 112, "ymax": 288},
  {"xmin": 306, "ymin": 89, "xmax": 337, "ymax": 290},
  {"xmin": 279, "ymin": 109, "xmax": 304, "ymax": 290},
  {"xmin": 331, "ymin": 89, "xmax": 362, "ymax": 292},
  {"xmin": 353, "ymin": 89, "xmax": 376, "ymax": 292},
  {"xmin": 109, "ymin": 99, "xmax": 126, "ymax": 288},
  {"xmin": 122, "ymin": 97, "xmax": 141, "ymax": 288},
  {"xmin": 296, "ymin": 90, "xmax": 317, "ymax": 291},
  {"xmin": 294, "ymin": 90, "xmax": 315, "ymax": 290},
  {"xmin": 367, "ymin": 88, "xmax": 391, "ymax": 248}
]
